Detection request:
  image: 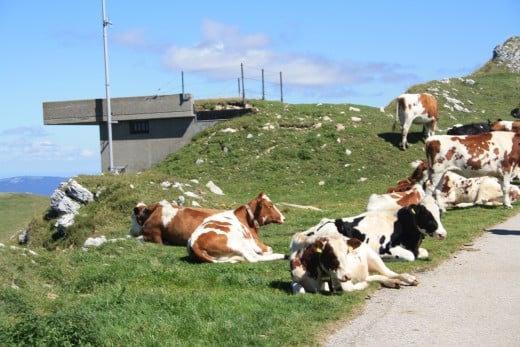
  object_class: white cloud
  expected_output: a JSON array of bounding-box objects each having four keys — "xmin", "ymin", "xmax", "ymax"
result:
[
  {"xmin": 0, "ymin": 126, "xmax": 97, "ymax": 163},
  {"xmin": 159, "ymin": 20, "xmax": 416, "ymax": 89},
  {"xmin": 0, "ymin": 125, "xmax": 49, "ymax": 137}
]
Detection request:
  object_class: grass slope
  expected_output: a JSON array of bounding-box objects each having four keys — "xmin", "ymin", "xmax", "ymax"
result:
[
  {"xmin": 0, "ymin": 193, "xmax": 49, "ymax": 242},
  {"xmin": 1, "ymin": 71, "xmax": 519, "ymax": 346}
]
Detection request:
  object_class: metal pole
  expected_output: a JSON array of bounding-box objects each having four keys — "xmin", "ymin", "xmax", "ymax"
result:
[
  {"xmin": 237, "ymin": 78, "xmax": 240, "ymax": 96},
  {"xmin": 102, "ymin": 0, "xmax": 114, "ymax": 172},
  {"xmin": 241, "ymin": 63, "xmax": 245, "ymax": 107},
  {"xmin": 262, "ymin": 69, "xmax": 265, "ymax": 100},
  {"xmin": 279, "ymin": 71, "xmax": 284, "ymax": 103},
  {"xmin": 181, "ymin": 71, "xmax": 185, "ymax": 94}
]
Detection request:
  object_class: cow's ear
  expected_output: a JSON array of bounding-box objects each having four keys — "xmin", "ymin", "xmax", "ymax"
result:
[
  {"xmin": 347, "ymin": 238, "xmax": 362, "ymax": 250},
  {"xmin": 314, "ymin": 238, "xmax": 327, "ymax": 253}
]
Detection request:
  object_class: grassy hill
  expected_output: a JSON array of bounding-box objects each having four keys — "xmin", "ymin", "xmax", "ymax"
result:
[
  {"xmin": 0, "ymin": 193, "xmax": 49, "ymax": 242},
  {"xmin": 1, "ymin": 70, "xmax": 519, "ymax": 345}
]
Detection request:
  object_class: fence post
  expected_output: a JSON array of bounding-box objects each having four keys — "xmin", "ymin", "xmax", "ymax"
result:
[
  {"xmin": 262, "ymin": 69, "xmax": 265, "ymax": 100},
  {"xmin": 279, "ymin": 71, "xmax": 284, "ymax": 103},
  {"xmin": 241, "ymin": 63, "xmax": 245, "ymax": 107}
]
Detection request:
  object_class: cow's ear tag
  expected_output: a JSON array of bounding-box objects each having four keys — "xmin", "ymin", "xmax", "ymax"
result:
[
  {"xmin": 411, "ymin": 207, "xmax": 416, "ymax": 215},
  {"xmin": 316, "ymin": 247, "xmax": 322, "ymax": 253},
  {"xmin": 348, "ymin": 246, "xmax": 354, "ymax": 252}
]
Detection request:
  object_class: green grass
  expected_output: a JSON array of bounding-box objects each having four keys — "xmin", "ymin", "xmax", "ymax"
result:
[
  {"xmin": 1, "ymin": 70, "xmax": 519, "ymax": 346},
  {"xmin": 0, "ymin": 193, "xmax": 49, "ymax": 242}
]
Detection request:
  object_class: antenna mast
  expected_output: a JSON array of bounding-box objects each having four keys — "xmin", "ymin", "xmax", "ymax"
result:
[{"xmin": 101, "ymin": 0, "xmax": 114, "ymax": 172}]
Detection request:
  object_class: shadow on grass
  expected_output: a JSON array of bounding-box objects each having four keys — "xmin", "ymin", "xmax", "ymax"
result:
[
  {"xmin": 378, "ymin": 132, "xmax": 425, "ymax": 150},
  {"xmin": 269, "ymin": 280, "xmax": 347, "ymax": 296}
]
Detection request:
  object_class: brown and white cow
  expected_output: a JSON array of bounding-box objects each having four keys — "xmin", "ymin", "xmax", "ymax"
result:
[
  {"xmin": 187, "ymin": 192, "xmax": 286, "ymax": 263},
  {"xmin": 489, "ymin": 119, "xmax": 520, "ymax": 133},
  {"xmin": 434, "ymin": 171, "xmax": 520, "ymax": 209},
  {"xmin": 290, "ymin": 230, "xmax": 418, "ymax": 294},
  {"xmin": 367, "ymin": 184, "xmax": 425, "ymax": 211},
  {"xmin": 130, "ymin": 201, "xmax": 221, "ymax": 245},
  {"xmin": 388, "ymin": 158, "xmax": 520, "ymax": 209},
  {"xmin": 395, "ymin": 93, "xmax": 438, "ymax": 150},
  {"xmin": 425, "ymin": 132, "xmax": 520, "ymax": 209}
]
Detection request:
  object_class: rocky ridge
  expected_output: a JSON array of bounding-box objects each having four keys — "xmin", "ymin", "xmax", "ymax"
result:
[{"xmin": 492, "ymin": 36, "xmax": 520, "ymax": 73}]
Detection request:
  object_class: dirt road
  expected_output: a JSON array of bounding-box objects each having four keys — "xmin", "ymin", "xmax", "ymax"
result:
[{"xmin": 325, "ymin": 213, "xmax": 520, "ymax": 347}]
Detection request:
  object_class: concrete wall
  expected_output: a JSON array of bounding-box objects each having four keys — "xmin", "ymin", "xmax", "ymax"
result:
[
  {"xmin": 99, "ymin": 118, "xmax": 219, "ymax": 173},
  {"xmin": 42, "ymin": 93, "xmax": 252, "ymax": 174}
]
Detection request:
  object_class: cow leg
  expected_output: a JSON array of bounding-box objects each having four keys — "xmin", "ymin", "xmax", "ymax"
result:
[
  {"xmin": 292, "ymin": 277, "xmax": 328, "ymax": 294},
  {"xmin": 365, "ymin": 275, "xmax": 402, "ymax": 288},
  {"xmin": 381, "ymin": 246, "xmax": 416, "ymax": 261},
  {"xmin": 291, "ymin": 282, "xmax": 307, "ymax": 294},
  {"xmin": 142, "ymin": 232, "xmax": 163, "ymax": 244},
  {"xmin": 418, "ymin": 247, "xmax": 429, "ymax": 259},
  {"xmin": 400, "ymin": 118, "xmax": 415, "ymax": 149},
  {"xmin": 340, "ymin": 280, "xmax": 369, "ymax": 292},
  {"xmin": 256, "ymin": 253, "xmax": 286, "ymax": 261},
  {"xmin": 501, "ymin": 174, "xmax": 513, "ymax": 208},
  {"xmin": 428, "ymin": 172, "xmax": 448, "ymax": 212},
  {"xmin": 366, "ymin": 247, "xmax": 417, "ymax": 284},
  {"xmin": 423, "ymin": 121, "xmax": 435, "ymax": 139},
  {"xmin": 255, "ymin": 240, "xmax": 273, "ymax": 254}
]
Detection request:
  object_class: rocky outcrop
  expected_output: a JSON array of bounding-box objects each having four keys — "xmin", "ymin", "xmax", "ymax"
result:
[
  {"xmin": 44, "ymin": 179, "xmax": 94, "ymax": 241},
  {"xmin": 492, "ymin": 36, "xmax": 520, "ymax": 73}
]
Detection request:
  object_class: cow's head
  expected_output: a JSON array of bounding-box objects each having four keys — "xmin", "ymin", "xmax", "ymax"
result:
[
  {"xmin": 399, "ymin": 197, "xmax": 447, "ymax": 240},
  {"xmin": 302, "ymin": 235, "xmax": 362, "ymax": 285},
  {"xmin": 247, "ymin": 192, "xmax": 285, "ymax": 226},
  {"xmin": 129, "ymin": 202, "xmax": 156, "ymax": 236}
]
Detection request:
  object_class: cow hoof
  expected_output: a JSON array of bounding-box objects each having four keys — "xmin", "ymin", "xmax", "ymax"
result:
[{"xmin": 402, "ymin": 274, "xmax": 417, "ymax": 285}]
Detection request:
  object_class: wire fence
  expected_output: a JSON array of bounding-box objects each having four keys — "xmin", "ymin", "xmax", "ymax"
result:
[{"xmin": 154, "ymin": 64, "xmax": 284, "ymax": 102}]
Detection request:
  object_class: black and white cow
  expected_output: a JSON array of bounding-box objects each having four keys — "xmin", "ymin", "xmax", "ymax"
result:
[
  {"xmin": 446, "ymin": 122, "xmax": 491, "ymax": 135},
  {"xmin": 303, "ymin": 197, "xmax": 447, "ymax": 262},
  {"xmin": 289, "ymin": 231, "xmax": 418, "ymax": 294}
]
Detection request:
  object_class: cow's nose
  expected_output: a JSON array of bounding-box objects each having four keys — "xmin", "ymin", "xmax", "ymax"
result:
[
  {"xmin": 436, "ymin": 233, "xmax": 446, "ymax": 240},
  {"xmin": 341, "ymin": 273, "xmax": 351, "ymax": 282}
]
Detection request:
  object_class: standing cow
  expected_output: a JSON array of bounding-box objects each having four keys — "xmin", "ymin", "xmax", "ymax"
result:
[
  {"xmin": 425, "ymin": 132, "xmax": 520, "ymax": 209},
  {"xmin": 396, "ymin": 93, "xmax": 438, "ymax": 150}
]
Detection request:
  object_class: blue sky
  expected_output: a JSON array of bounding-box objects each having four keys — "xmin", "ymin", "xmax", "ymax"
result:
[{"xmin": 0, "ymin": 1, "xmax": 518, "ymax": 179}]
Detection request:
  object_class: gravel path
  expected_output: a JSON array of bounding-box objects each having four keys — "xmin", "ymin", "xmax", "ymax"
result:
[{"xmin": 325, "ymin": 213, "xmax": 520, "ymax": 347}]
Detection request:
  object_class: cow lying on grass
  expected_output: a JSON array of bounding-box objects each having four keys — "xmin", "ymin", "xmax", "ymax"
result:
[
  {"xmin": 130, "ymin": 201, "xmax": 221, "ymax": 245},
  {"xmin": 387, "ymin": 159, "xmax": 520, "ymax": 210},
  {"xmin": 290, "ymin": 230, "xmax": 418, "ymax": 294},
  {"xmin": 188, "ymin": 192, "xmax": 286, "ymax": 263},
  {"xmin": 435, "ymin": 171, "xmax": 520, "ymax": 209}
]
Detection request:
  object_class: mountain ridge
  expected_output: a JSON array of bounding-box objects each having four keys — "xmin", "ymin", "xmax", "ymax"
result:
[{"xmin": 0, "ymin": 176, "xmax": 69, "ymax": 196}]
